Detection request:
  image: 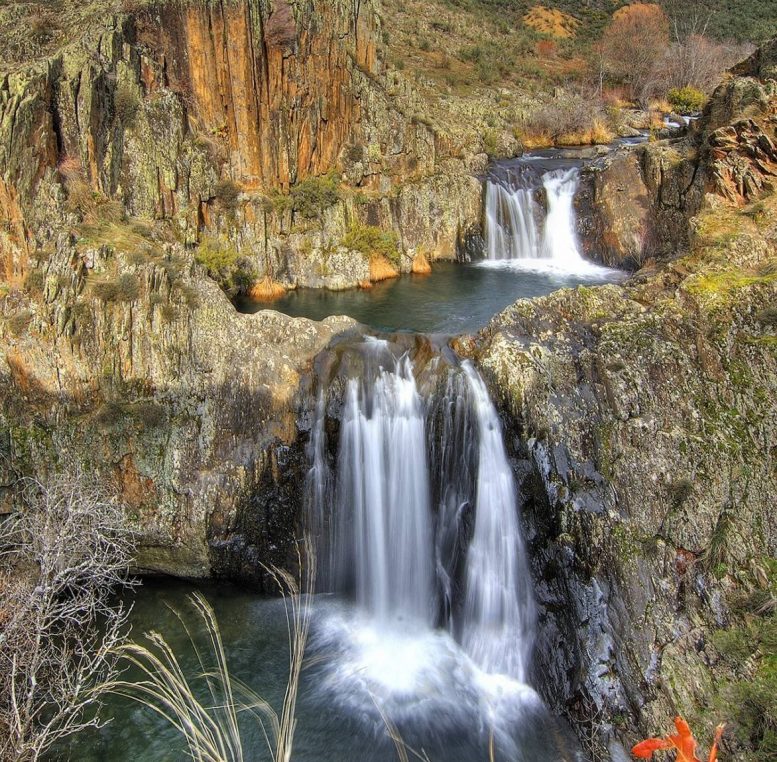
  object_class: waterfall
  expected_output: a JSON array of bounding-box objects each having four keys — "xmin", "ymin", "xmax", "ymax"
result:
[
  {"xmin": 333, "ymin": 353, "xmax": 434, "ymax": 624},
  {"xmin": 309, "ymin": 339, "xmax": 535, "ymax": 683},
  {"xmin": 459, "ymin": 362, "xmax": 535, "ymax": 681},
  {"xmin": 484, "ymin": 166, "xmax": 585, "ymax": 264},
  {"xmin": 485, "ymin": 180, "xmax": 540, "ymax": 260}
]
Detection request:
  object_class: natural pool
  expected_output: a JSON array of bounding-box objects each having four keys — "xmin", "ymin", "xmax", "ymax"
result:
[
  {"xmin": 72, "ymin": 580, "xmax": 582, "ymax": 762},
  {"xmin": 237, "ymin": 258, "xmax": 623, "ymax": 335},
  {"xmin": 74, "ymin": 151, "xmax": 629, "ymax": 761}
]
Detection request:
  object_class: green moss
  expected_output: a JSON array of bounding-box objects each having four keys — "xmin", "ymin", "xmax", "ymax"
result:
[{"xmin": 686, "ymin": 269, "xmax": 777, "ymax": 298}]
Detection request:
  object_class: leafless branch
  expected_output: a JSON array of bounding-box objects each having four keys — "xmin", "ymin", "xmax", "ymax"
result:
[{"xmin": 0, "ymin": 470, "xmax": 135, "ymax": 761}]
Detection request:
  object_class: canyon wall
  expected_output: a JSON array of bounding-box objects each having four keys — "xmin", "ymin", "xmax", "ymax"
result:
[
  {"xmin": 0, "ymin": 0, "xmax": 483, "ymax": 295},
  {"xmin": 474, "ymin": 45, "xmax": 777, "ymax": 758}
]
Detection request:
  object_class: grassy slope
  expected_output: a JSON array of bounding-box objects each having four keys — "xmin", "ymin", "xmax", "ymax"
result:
[{"xmin": 440, "ymin": 0, "xmax": 777, "ymax": 42}]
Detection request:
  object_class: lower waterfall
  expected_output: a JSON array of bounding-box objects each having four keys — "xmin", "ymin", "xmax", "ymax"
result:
[{"xmin": 305, "ymin": 337, "xmax": 546, "ymax": 754}]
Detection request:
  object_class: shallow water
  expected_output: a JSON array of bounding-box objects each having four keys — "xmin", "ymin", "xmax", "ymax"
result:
[
  {"xmin": 237, "ymin": 259, "xmax": 622, "ymax": 335},
  {"xmin": 69, "ymin": 580, "xmax": 582, "ymax": 762}
]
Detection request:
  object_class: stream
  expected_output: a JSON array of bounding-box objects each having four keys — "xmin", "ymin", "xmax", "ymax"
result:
[{"xmin": 72, "ymin": 148, "xmax": 628, "ymax": 761}]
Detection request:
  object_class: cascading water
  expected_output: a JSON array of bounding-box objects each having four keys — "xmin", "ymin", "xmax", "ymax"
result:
[
  {"xmin": 334, "ymin": 352, "xmax": 434, "ymax": 625},
  {"xmin": 306, "ymin": 337, "xmax": 549, "ymax": 756},
  {"xmin": 484, "ymin": 178, "xmax": 540, "ymax": 261},
  {"xmin": 459, "ymin": 362, "xmax": 535, "ymax": 681},
  {"xmin": 484, "ymin": 163, "xmax": 588, "ymax": 266}
]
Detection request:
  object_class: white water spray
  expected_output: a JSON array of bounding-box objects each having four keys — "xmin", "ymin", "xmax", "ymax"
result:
[
  {"xmin": 485, "ymin": 166, "xmax": 586, "ymax": 265},
  {"xmin": 460, "ymin": 362, "xmax": 535, "ymax": 681},
  {"xmin": 334, "ymin": 351, "xmax": 434, "ymax": 625}
]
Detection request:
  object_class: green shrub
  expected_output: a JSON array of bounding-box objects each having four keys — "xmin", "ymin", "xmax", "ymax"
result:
[
  {"xmin": 290, "ymin": 172, "xmax": 341, "ymax": 218},
  {"xmin": 482, "ymin": 129, "xmax": 499, "ymax": 156},
  {"xmin": 667, "ymin": 86, "xmax": 707, "ymax": 114},
  {"xmin": 266, "ymin": 190, "xmax": 294, "ymax": 215},
  {"xmin": 342, "ymin": 222, "xmax": 401, "ymax": 265},
  {"xmin": 92, "ymin": 273, "xmax": 141, "ymax": 303},
  {"xmin": 194, "ymin": 237, "xmax": 253, "ymax": 294}
]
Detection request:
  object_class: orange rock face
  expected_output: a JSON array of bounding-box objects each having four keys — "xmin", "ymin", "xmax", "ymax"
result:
[{"xmin": 138, "ymin": 0, "xmax": 378, "ymax": 190}]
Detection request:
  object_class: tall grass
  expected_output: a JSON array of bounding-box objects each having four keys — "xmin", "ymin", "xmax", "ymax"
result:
[{"xmin": 106, "ymin": 542, "xmax": 314, "ymax": 762}]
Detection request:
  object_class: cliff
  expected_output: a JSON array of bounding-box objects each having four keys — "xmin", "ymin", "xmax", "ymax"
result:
[
  {"xmin": 473, "ymin": 45, "xmax": 777, "ymax": 759},
  {"xmin": 0, "ymin": 0, "xmax": 484, "ymax": 296},
  {"xmin": 0, "ymin": 0, "xmax": 486, "ymax": 578},
  {"xmin": 577, "ymin": 41, "xmax": 777, "ymax": 270}
]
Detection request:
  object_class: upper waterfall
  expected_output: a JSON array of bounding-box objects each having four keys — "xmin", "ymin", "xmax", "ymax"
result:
[{"xmin": 485, "ymin": 163, "xmax": 587, "ymax": 265}]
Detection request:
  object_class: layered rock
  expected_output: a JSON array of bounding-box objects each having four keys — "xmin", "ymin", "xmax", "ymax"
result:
[
  {"xmin": 0, "ymin": 241, "xmax": 357, "ymax": 578},
  {"xmin": 0, "ymin": 0, "xmax": 484, "ymax": 297},
  {"xmin": 473, "ymin": 56, "xmax": 777, "ymax": 758},
  {"xmin": 0, "ymin": 0, "xmax": 484, "ymax": 576}
]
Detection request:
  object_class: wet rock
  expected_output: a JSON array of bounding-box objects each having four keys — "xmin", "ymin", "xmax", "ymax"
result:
[{"xmin": 474, "ymin": 55, "xmax": 777, "ymax": 755}]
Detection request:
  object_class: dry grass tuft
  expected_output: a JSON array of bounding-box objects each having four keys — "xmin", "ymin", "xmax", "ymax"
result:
[
  {"xmin": 248, "ymin": 276, "xmax": 286, "ymax": 301},
  {"xmin": 105, "ymin": 543, "xmax": 315, "ymax": 762},
  {"xmin": 369, "ymin": 255, "xmax": 399, "ymax": 282},
  {"xmin": 411, "ymin": 251, "xmax": 432, "ymax": 275}
]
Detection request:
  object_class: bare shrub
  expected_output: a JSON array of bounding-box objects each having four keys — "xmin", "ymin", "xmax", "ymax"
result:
[
  {"xmin": 517, "ymin": 92, "xmax": 613, "ymax": 147},
  {"xmin": 0, "ymin": 471, "xmax": 135, "ymax": 761},
  {"xmin": 600, "ymin": 4, "xmax": 671, "ymax": 108},
  {"xmin": 661, "ymin": 35, "xmax": 755, "ymax": 94}
]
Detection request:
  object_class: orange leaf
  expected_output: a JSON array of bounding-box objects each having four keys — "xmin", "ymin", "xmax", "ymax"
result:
[
  {"xmin": 667, "ymin": 716, "xmax": 700, "ymax": 762},
  {"xmin": 708, "ymin": 723, "xmax": 725, "ymax": 762},
  {"xmin": 632, "ymin": 738, "xmax": 674, "ymax": 758}
]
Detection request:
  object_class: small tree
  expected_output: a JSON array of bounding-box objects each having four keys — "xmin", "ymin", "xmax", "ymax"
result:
[
  {"xmin": 600, "ymin": 3, "xmax": 671, "ymax": 108},
  {"xmin": 0, "ymin": 472, "xmax": 135, "ymax": 760}
]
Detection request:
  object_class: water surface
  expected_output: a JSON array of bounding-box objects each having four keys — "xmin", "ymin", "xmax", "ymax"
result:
[
  {"xmin": 70, "ymin": 580, "xmax": 581, "ymax": 762},
  {"xmin": 237, "ymin": 260, "xmax": 622, "ymax": 335}
]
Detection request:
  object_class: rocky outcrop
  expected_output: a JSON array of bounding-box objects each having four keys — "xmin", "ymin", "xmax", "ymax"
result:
[
  {"xmin": 0, "ymin": 0, "xmax": 485, "ymax": 297},
  {"xmin": 0, "ymin": 0, "xmax": 486, "ymax": 577},
  {"xmin": 473, "ymin": 57, "xmax": 777, "ymax": 758},
  {"xmin": 0, "ymin": 238, "xmax": 357, "ymax": 579},
  {"xmin": 576, "ymin": 139, "xmax": 704, "ymax": 269},
  {"xmin": 577, "ymin": 56, "xmax": 777, "ymax": 270}
]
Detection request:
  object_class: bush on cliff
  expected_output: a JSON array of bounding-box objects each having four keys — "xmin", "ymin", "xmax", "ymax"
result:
[
  {"xmin": 92, "ymin": 273, "xmax": 141, "ymax": 303},
  {"xmin": 195, "ymin": 236, "xmax": 255, "ymax": 294},
  {"xmin": 342, "ymin": 222, "xmax": 402, "ymax": 266},
  {"xmin": 290, "ymin": 172, "xmax": 341, "ymax": 218},
  {"xmin": 516, "ymin": 92, "xmax": 613, "ymax": 147}
]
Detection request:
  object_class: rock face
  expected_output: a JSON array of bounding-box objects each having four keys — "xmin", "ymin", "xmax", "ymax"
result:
[
  {"xmin": 0, "ymin": 0, "xmax": 484, "ymax": 578},
  {"xmin": 577, "ymin": 140, "xmax": 704, "ymax": 269},
  {"xmin": 474, "ymin": 56, "xmax": 777, "ymax": 758},
  {"xmin": 0, "ymin": 248, "xmax": 358, "ymax": 578},
  {"xmin": 578, "ymin": 55, "xmax": 777, "ymax": 272},
  {"xmin": 0, "ymin": 0, "xmax": 483, "ymax": 297}
]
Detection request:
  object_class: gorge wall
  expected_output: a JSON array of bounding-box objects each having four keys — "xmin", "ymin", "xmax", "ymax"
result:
[
  {"xmin": 0, "ymin": 0, "xmax": 483, "ymax": 294},
  {"xmin": 472, "ymin": 43, "xmax": 777, "ymax": 759},
  {"xmin": 0, "ymin": 0, "xmax": 487, "ymax": 580}
]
